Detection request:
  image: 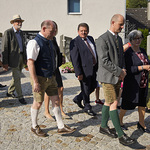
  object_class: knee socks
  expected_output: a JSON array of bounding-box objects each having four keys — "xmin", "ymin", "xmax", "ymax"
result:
[
  {"xmin": 31, "ymin": 107, "xmax": 39, "ymax": 129},
  {"xmin": 109, "ymin": 109, "xmax": 124, "ymax": 138},
  {"xmin": 101, "ymin": 105, "xmax": 110, "ymax": 128},
  {"xmin": 52, "ymin": 106, "xmax": 64, "ymax": 129}
]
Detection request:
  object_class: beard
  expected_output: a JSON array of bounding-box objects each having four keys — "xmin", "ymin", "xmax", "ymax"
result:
[{"xmin": 14, "ymin": 25, "xmax": 22, "ymax": 30}]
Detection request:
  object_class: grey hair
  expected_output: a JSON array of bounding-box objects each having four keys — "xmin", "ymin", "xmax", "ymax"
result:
[{"xmin": 128, "ymin": 30, "xmax": 143, "ymax": 42}]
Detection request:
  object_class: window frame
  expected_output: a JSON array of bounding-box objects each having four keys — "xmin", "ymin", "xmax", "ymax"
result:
[{"xmin": 67, "ymin": 0, "xmax": 82, "ymax": 15}]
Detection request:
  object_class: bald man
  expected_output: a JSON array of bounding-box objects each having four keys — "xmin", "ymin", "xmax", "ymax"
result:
[
  {"xmin": 96, "ymin": 14, "xmax": 135, "ymax": 145},
  {"xmin": 27, "ymin": 20, "xmax": 75, "ymax": 137}
]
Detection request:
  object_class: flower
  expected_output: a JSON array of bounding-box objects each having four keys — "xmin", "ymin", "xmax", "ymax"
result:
[
  {"xmin": 60, "ymin": 62, "xmax": 74, "ymax": 73},
  {"xmin": 61, "ymin": 67, "xmax": 74, "ymax": 73}
]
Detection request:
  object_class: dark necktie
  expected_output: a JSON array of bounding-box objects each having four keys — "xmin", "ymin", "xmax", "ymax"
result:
[
  {"xmin": 84, "ymin": 38, "xmax": 96, "ymax": 65},
  {"xmin": 115, "ymin": 35, "xmax": 119, "ymax": 49},
  {"xmin": 114, "ymin": 35, "xmax": 120, "ymax": 59}
]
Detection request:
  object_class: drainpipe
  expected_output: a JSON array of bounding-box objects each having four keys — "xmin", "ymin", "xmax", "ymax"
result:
[
  {"xmin": 148, "ymin": 0, "xmax": 150, "ymax": 20},
  {"xmin": 147, "ymin": 0, "xmax": 150, "ymax": 56}
]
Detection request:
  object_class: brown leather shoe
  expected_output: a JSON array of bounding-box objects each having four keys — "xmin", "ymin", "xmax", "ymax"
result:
[
  {"xmin": 31, "ymin": 125, "xmax": 47, "ymax": 137},
  {"xmin": 64, "ymin": 124, "xmax": 76, "ymax": 131},
  {"xmin": 58, "ymin": 125, "xmax": 76, "ymax": 134}
]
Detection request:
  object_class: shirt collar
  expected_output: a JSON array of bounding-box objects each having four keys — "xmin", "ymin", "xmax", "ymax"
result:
[
  {"xmin": 39, "ymin": 32, "xmax": 45, "ymax": 37},
  {"xmin": 108, "ymin": 30, "xmax": 115, "ymax": 35},
  {"xmin": 108, "ymin": 30, "xmax": 118, "ymax": 39},
  {"xmin": 13, "ymin": 26, "xmax": 21, "ymax": 33},
  {"xmin": 82, "ymin": 37, "xmax": 89, "ymax": 41}
]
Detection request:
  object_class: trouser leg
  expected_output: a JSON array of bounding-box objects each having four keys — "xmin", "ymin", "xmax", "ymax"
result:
[
  {"xmin": 80, "ymin": 80, "xmax": 91, "ymax": 110},
  {"xmin": 8, "ymin": 54, "xmax": 24, "ymax": 99}
]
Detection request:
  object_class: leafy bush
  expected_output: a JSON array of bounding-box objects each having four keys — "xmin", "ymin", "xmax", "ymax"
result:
[
  {"xmin": 60, "ymin": 62, "xmax": 74, "ymax": 73},
  {"xmin": 127, "ymin": 0, "xmax": 147, "ymax": 8},
  {"xmin": 138, "ymin": 28, "xmax": 149, "ymax": 51}
]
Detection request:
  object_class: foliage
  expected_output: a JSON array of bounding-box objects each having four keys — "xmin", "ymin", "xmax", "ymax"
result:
[
  {"xmin": 127, "ymin": 0, "xmax": 147, "ymax": 8},
  {"xmin": 126, "ymin": 0, "xmax": 129, "ymax": 8},
  {"xmin": 60, "ymin": 62, "xmax": 74, "ymax": 73},
  {"xmin": 148, "ymin": 55, "xmax": 150, "ymax": 61},
  {"xmin": 138, "ymin": 28, "xmax": 149, "ymax": 51}
]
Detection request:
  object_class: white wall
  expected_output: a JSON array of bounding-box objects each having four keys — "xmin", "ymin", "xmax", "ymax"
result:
[{"xmin": 0, "ymin": 0, "xmax": 126, "ymax": 42}]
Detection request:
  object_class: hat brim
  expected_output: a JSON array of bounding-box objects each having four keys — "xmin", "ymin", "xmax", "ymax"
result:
[{"xmin": 10, "ymin": 19, "xmax": 24, "ymax": 24}]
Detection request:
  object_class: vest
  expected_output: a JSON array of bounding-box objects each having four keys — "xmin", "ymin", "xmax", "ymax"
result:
[{"xmin": 34, "ymin": 34, "xmax": 54, "ymax": 78}]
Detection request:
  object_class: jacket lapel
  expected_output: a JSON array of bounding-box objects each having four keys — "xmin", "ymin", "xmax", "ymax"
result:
[{"xmin": 11, "ymin": 27, "xmax": 19, "ymax": 45}]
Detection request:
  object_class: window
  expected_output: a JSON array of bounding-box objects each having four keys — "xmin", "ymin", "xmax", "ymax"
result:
[{"xmin": 68, "ymin": 0, "xmax": 81, "ymax": 14}]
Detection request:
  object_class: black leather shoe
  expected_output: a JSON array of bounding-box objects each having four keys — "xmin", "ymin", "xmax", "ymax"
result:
[
  {"xmin": 137, "ymin": 122, "xmax": 150, "ymax": 133},
  {"xmin": 6, "ymin": 92, "xmax": 16, "ymax": 98},
  {"xmin": 100, "ymin": 127, "xmax": 118, "ymax": 138},
  {"xmin": 121, "ymin": 125, "xmax": 128, "ymax": 130},
  {"xmin": 19, "ymin": 98, "xmax": 27, "ymax": 105},
  {"xmin": 117, "ymin": 106, "xmax": 121, "ymax": 109},
  {"xmin": 73, "ymin": 98, "xmax": 84, "ymax": 109},
  {"xmin": 0, "ymin": 84, "xmax": 6, "ymax": 88},
  {"xmin": 145, "ymin": 107, "xmax": 150, "ymax": 113},
  {"xmin": 84, "ymin": 109, "xmax": 96, "ymax": 116},
  {"xmin": 119, "ymin": 134, "xmax": 135, "ymax": 145}
]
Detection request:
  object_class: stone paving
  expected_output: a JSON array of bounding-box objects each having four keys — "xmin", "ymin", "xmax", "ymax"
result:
[{"xmin": 0, "ymin": 69, "xmax": 150, "ymax": 150}]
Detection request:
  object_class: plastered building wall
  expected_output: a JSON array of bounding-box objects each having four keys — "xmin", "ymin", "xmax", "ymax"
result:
[{"xmin": 0, "ymin": 0, "xmax": 126, "ymax": 43}]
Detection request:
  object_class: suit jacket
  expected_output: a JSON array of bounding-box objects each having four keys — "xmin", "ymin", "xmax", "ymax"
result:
[
  {"xmin": 122, "ymin": 47, "xmax": 150, "ymax": 103},
  {"xmin": 96, "ymin": 30, "xmax": 124, "ymax": 84},
  {"xmin": 2, "ymin": 27, "xmax": 26, "ymax": 68},
  {"xmin": 70, "ymin": 35, "xmax": 98, "ymax": 78}
]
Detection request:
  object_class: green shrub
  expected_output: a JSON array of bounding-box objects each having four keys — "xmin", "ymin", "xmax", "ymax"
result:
[
  {"xmin": 138, "ymin": 28, "xmax": 149, "ymax": 51},
  {"xmin": 61, "ymin": 62, "xmax": 74, "ymax": 69},
  {"xmin": 60, "ymin": 62, "xmax": 74, "ymax": 73}
]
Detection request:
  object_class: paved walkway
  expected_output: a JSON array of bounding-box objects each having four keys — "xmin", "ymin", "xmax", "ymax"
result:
[{"xmin": 0, "ymin": 70, "xmax": 150, "ymax": 150}]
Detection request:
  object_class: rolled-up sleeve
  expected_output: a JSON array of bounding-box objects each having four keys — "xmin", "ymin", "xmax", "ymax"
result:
[{"xmin": 26, "ymin": 40, "xmax": 40, "ymax": 61}]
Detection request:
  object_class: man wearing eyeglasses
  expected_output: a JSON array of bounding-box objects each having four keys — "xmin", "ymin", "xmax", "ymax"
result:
[{"xmin": 2, "ymin": 14, "xmax": 27, "ymax": 104}]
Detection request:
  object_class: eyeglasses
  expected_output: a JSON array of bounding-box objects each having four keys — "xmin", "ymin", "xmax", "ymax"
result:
[{"xmin": 133, "ymin": 37, "xmax": 143, "ymax": 41}]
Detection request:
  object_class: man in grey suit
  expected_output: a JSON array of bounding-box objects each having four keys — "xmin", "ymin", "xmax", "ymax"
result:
[
  {"xmin": 96, "ymin": 14, "xmax": 135, "ymax": 145},
  {"xmin": 2, "ymin": 14, "xmax": 27, "ymax": 104}
]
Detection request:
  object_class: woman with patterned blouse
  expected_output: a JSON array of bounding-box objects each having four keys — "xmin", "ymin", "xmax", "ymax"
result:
[{"xmin": 119, "ymin": 30, "xmax": 150, "ymax": 133}]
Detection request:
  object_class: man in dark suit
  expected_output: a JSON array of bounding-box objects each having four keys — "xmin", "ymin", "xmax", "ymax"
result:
[
  {"xmin": 96, "ymin": 14, "xmax": 135, "ymax": 145},
  {"xmin": 2, "ymin": 14, "xmax": 27, "ymax": 104},
  {"xmin": 70, "ymin": 23, "xmax": 98, "ymax": 116}
]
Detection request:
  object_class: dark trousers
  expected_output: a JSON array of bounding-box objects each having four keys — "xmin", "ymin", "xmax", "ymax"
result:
[{"xmin": 74, "ymin": 68, "xmax": 97, "ymax": 110}]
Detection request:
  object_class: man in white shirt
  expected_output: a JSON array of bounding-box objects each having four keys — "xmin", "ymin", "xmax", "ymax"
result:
[{"xmin": 27, "ymin": 20, "xmax": 75, "ymax": 137}]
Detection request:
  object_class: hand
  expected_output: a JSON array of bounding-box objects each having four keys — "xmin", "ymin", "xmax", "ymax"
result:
[
  {"xmin": 3, "ymin": 64, "xmax": 8, "ymax": 71},
  {"xmin": 119, "ymin": 69, "xmax": 126, "ymax": 81},
  {"xmin": 78, "ymin": 75, "xmax": 83, "ymax": 81},
  {"xmin": 0, "ymin": 61, "xmax": 2, "ymax": 66},
  {"xmin": 62, "ymin": 56, "xmax": 66, "ymax": 64},
  {"xmin": 33, "ymin": 82, "xmax": 41, "ymax": 93},
  {"xmin": 143, "ymin": 65, "xmax": 150, "ymax": 71}
]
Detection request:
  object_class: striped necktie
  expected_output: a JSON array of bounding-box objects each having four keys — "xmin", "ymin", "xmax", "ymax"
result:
[{"xmin": 84, "ymin": 38, "xmax": 96, "ymax": 65}]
